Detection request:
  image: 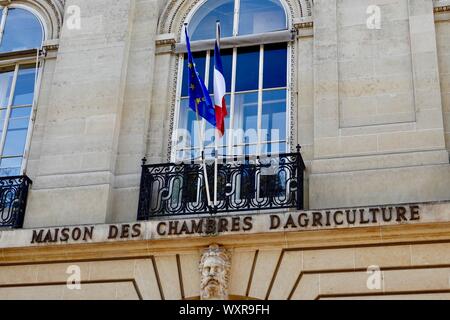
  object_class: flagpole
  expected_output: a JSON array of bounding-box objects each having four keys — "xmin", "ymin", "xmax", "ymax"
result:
[
  {"xmin": 184, "ymin": 23, "xmax": 213, "ymax": 209},
  {"xmin": 213, "ymin": 21, "xmax": 221, "ymax": 208},
  {"xmin": 196, "ymin": 105, "xmax": 213, "ymax": 208}
]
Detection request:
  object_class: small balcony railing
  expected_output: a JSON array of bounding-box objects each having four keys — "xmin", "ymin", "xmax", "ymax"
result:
[
  {"xmin": 137, "ymin": 146, "xmax": 306, "ymax": 220},
  {"xmin": 0, "ymin": 175, "xmax": 32, "ymax": 229}
]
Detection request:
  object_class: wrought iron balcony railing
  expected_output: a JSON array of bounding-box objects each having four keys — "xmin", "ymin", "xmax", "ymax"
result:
[
  {"xmin": 137, "ymin": 147, "xmax": 306, "ymax": 220},
  {"xmin": 0, "ymin": 175, "xmax": 32, "ymax": 229}
]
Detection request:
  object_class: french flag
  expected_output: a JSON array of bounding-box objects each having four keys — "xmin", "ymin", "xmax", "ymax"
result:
[{"xmin": 213, "ymin": 22, "xmax": 228, "ymax": 137}]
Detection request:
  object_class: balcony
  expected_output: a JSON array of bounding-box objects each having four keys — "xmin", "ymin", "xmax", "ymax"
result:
[
  {"xmin": 0, "ymin": 175, "xmax": 32, "ymax": 229},
  {"xmin": 137, "ymin": 147, "xmax": 306, "ymax": 220}
]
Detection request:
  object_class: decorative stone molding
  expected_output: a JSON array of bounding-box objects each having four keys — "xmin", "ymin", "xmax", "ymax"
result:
[
  {"xmin": 158, "ymin": 0, "xmax": 314, "ymax": 41},
  {"xmin": 155, "ymin": 33, "xmax": 176, "ymax": 54},
  {"xmin": 434, "ymin": 5, "xmax": 450, "ymax": 13},
  {"xmin": 434, "ymin": 1, "xmax": 450, "ymax": 21},
  {"xmin": 293, "ymin": 17, "xmax": 313, "ymax": 37},
  {"xmin": 156, "ymin": 33, "xmax": 177, "ymax": 46},
  {"xmin": 199, "ymin": 244, "xmax": 231, "ymax": 301}
]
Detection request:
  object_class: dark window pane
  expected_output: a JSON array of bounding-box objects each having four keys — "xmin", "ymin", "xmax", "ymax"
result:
[
  {"xmin": 263, "ymin": 43, "xmax": 287, "ymax": 89},
  {"xmin": 0, "ymin": 8, "xmax": 43, "ymax": 53},
  {"xmin": 260, "ymin": 172, "xmax": 286, "ymax": 198},
  {"xmin": 182, "ymin": 165, "xmax": 200, "ymax": 203},
  {"xmin": 209, "ymin": 48, "xmax": 233, "ymax": 93},
  {"xmin": 0, "ymin": 67, "xmax": 15, "ymax": 107},
  {"xmin": 190, "ymin": 0, "xmax": 234, "ymax": 41},
  {"xmin": 239, "ymin": 0, "xmax": 287, "ymax": 36},
  {"xmin": 240, "ymin": 164, "xmax": 256, "ymax": 199},
  {"xmin": 236, "ymin": 46, "xmax": 260, "ymax": 92},
  {"xmin": 181, "ymin": 52, "xmax": 207, "ymax": 97},
  {"xmin": 13, "ymin": 65, "xmax": 36, "ymax": 106}
]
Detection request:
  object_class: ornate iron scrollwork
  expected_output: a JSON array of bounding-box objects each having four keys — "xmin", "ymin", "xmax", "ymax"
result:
[
  {"xmin": 0, "ymin": 176, "xmax": 32, "ymax": 229},
  {"xmin": 138, "ymin": 148, "xmax": 305, "ymax": 220}
]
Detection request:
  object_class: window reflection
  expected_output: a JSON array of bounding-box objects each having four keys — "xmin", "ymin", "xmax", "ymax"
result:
[
  {"xmin": 239, "ymin": 0, "xmax": 287, "ymax": 36},
  {"xmin": 177, "ymin": 0, "xmax": 289, "ymax": 161},
  {"xmin": 189, "ymin": 0, "xmax": 287, "ymax": 41},
  {"xmin": 0, "ymin": 8, "xmax": 43, "ymax": 53},
  {"xmin": 190, "ymin": 0, "xmax": 235, "ymax": 41},
  {"xmin": 0, "ymin": 7, "xmax": 44, "ymax": 177},
  {"xmin": 0, "ymin": 157, "xmax": 22, "ymax": 176},
  {"xmin": 262, "ymin": 90, "xmax": 287, "ymax": 143},
  {"xmin": 177, "ymin": 44, "xmax": 288, "ymax": 160},
  {"xmin": 263, "ymin": 43, "xmax": 287, "ymax": 89},
  {"xmin": 13, "ymin": 65, "xmax": 36, "ymax": 106},
  {"xmin": 236, "ymin": 46, "xmax": 260, "ymax": 92},
  {"xmin": 0, "ymin": 67, "xmax": 14, "ymax": 108},
  {"xmin": 0, "ymin": 65, "xmax": 36, "ymax": 177}
]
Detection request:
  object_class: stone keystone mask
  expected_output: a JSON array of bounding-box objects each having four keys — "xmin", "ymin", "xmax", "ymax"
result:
[{"xmin": 199, "ymin": 244, "xmax": 231, "ymax": 300}]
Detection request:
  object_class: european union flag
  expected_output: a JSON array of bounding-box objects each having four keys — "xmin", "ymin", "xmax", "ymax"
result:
[{"xmin": 185, "ymin": 27, "xmax": 216, "ymax": 127}]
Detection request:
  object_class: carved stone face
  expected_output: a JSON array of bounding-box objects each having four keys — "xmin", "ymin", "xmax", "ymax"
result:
[
  {"xmin": 199, "ymin": 245, "xmax": 230, "ymax": 300},
  {"xmin": 201, "ymin": 256, "xmax": 226, "ymax": 298}
]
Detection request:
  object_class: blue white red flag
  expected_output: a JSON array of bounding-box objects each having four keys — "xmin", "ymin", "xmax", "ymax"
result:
[{"xmin": 213, "ymin": 22, "xmax": 228, "ymax": 137}]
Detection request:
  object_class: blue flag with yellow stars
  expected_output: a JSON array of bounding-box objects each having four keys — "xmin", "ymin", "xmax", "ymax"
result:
[{"xmin": 185, "ymin": 27, "xmax": 216, "ymax": 127}]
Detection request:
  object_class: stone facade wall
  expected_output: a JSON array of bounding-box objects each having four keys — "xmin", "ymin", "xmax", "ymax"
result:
[
  {"xmin": 436, "ymin": 10, "xmax": 450, "ymax": 154},
  {"xmin": 2, "ymin": 218, "xmax": 450, "ymax": 300},
  {"xmin": 17, "ymin": 0, "xmax": 450, "ymax": 228}
]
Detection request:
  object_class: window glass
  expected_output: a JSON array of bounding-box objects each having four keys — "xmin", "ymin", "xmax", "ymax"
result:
[
  {"xmin": 12, "ymin": 65, "xmax": 36, "ymax": 106},
  {"xmin": 177, "ymin": 0, "xmax": 290, "ymax": 160},
  {"xmin": 2, "ymin": 107, "xmax": 31, "ymax": 157},
  {"xmin": 262, "ymin": 90, "xmax": 286, "ymax": 142},
  {"xmin": 0, "ymin": 8, "xmax": 43, "ymax": 53},
  {"xmin": 0, "ymin": 157, "xmax": 22, "ymax": 176},
  {"xmin": 0, "ymin": 67, "xmax": 14, "ymax": 107},
  {"xmin": 239, "ymin": 0, "xmax": 287, "ymax": 36},
  {"xmin": 232, "ymin": 92, "xmax": 258, "ymax": 155},
  {"xmin": 263, "ymin": 43, "xmax": 287, "ymax": 89},
  {"xmin": 190, "ymin": 0, "xmax": 234, "ymax": 41},
  {"xmin": 178, "ymin": 98, "xmax": 200, "ymax": 150},
  {"xmin": 236, "ymin": 46, "xmax": 260, "ymax": 92}
]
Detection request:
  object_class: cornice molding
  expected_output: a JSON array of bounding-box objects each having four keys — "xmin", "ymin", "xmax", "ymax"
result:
[{"xmin": 434, "ymin": 5, "xmax": 450, "ymax": 13}]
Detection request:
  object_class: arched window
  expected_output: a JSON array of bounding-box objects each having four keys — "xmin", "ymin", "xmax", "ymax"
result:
[
  {"xmin": 175, "ymin": 0, "xmax": 290, "ymax": 161},
  {"xmin": 0, "ymin": 7, "xmax": 44, "ymax": 53},
  {"xmin": 0, "ymin": 6, "xmax": 44, "ymax": 176}
]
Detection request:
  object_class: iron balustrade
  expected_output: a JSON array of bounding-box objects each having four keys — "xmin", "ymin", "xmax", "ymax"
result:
[
  {"xmin": 0, "ymin": 175, "xmax": 32, "ymax": 229},
  {"xmin": 137, "ymin": 146, "xmax": 305, "ymax": 220}
]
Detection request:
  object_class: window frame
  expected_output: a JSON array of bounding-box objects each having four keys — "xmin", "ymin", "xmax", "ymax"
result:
[
  {"xmin": 172, "ymin": 37, "xmax": 292, "ymax": 162},
  {"xmin": 0, "ymin": 4, "xmax": 46, "ymax": 176}
]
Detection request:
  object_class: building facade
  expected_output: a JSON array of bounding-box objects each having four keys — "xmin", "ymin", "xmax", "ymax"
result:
[{"xmin": 0, "ymin": 0, "xmax": 450, "ymax": 300}]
